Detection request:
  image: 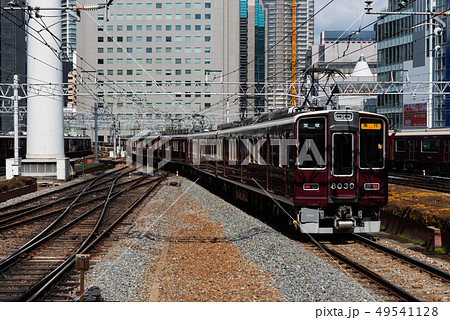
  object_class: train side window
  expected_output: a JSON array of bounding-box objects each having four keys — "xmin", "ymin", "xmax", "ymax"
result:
[
  {"xmin": 395, "ymin": 140, "xmax": 406, "ymax": 152},
  {"xmin": 217, "ymin": 139, "xmax": 222, "ymax": 161},
  {"xmin": 228, "ymin": 138, "xmax": 237, "ymax": 163},
  {"xmin": 269, "ymin": 133, "xmax": 279, "ymax": 167},
  {"xmin": 228, "ymin": 139, "xmax": 235, "ymax": 163},
  {"xmin": 421, "ymin": 139, "xmax": 439, "ymax": 153},
  {"xmin": 360, "ymin": 119, "xmax": 384, "ymax": 169}
]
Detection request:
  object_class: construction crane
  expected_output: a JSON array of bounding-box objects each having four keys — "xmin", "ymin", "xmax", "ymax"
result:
[{"xmin": 291, "ymin": 0, "xmax": 297, "ymax": 107}]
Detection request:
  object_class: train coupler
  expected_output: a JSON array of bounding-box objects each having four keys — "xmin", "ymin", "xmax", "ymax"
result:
[
  {"xmin": 334, "ymin": 206, "xmax": 356, "ymax": 230},
  {"xmin": 334, "ymin": 219, "xmax": 355, "ymax": 230}
]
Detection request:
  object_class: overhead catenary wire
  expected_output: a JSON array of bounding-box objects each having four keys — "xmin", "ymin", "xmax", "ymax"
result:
[
  {"xmin": 0, "ymin": 5, "xmax": 159, "ymax": 126},
  {"xmin": 1, "ymin": 0, "xmax": 363, "ymax": 126},
  {"xmin": 2, "ymin": 0, "xmax": 442, "ymax": 130}
]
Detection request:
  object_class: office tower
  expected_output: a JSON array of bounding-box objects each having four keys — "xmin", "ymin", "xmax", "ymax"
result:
[
  {"xmin": 76, "ymin": 0, "xmax": 240, "ymax": 140},
  {"xmin": 377, "ymin": 0, "xmax": 448, "ymax": 128},
  {"xmin": 0, "ymin": 0, "xmax": 27, "ymax": 133},
  {"xmin": 61, "ymin": 0, "xmax": 77, "ymax": 62},
  {"xmin": 262, "ymin": 0, "xmax": 314, "ymax": 108}
]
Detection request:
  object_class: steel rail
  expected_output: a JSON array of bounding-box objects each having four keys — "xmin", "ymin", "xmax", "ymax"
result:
[
  {"xmin": 14, "ymin": 173, "xmax": 151, "ymax": 301},
  {"xmin": 0, "ymin": 168, "xmax": 131, "ymax": 222},
  {"xmin": 0, "ymin": 168, "xmax": 124, "ymax": 218},
  {"xmin": 0, "ymin": 172, "xmax": 139, "ymax": 229},
  {"xmin": 355, "ymin": 234, "xmax": 450, "ymax": 282},
  {"xmin": 75, "ymin": 169, "xmax": 130, "ymax": 254},
  {"xmin": 388, "ymin": 173, "xmax": 450, "ymax": 193},
  {"xmin": 25, "ymin": 174, "xmax": 166, "ymax": 302},
  {"xmin": 313, "ymin": 240, "xmax": 422, "ymax": 302},
  {"xmin": 0, "ymin": 178, "xmax": 93, "ymax": 216},
  {"xmin": 0, "ymin": 169, "xmax": 130, "ymax": 272}
]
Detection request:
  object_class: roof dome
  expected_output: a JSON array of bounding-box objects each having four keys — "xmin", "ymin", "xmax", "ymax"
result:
[{"xmin": 351, "ymin": 54, "xmax": 373, "ymax": 77}]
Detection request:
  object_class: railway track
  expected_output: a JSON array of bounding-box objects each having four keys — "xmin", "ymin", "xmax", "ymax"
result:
[
  {"xmin": 0, "ymin": 171, "xmax": 166, "ymax": 301},
  {"xmin": 389, "ymin": 172, "xmax": 450, "ymax": 193},
  {"xmin": 0, "ymin": 166, "xmax": 127, "ymax": 214},
  {"xmin": 0, "ymin": 169, "xmax": 139, "ymax": 234},
  {"xmin": 0, "ymin": 167, "xmax": 138, "ymax": 260},
  {"xmin": 308, "ymin": 234, "xmax": 450, "ymax": 302}
]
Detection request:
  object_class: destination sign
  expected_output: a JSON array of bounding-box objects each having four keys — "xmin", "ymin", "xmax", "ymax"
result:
[{"xmin": 361, "ymin": 123, "xmax": 381, "ymax": 130}]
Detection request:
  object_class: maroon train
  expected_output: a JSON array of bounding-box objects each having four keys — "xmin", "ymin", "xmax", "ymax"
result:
[
  {"xmin": 0, "ymin": 135, "xmax": 91, "ymax": 166},
  {"xmin": 134, "ymin": 109, "xmax": 389, "ymax": 234},
  {"xmin": 390, "ymin": 128, "xmax": 450, "ymax": 174}
]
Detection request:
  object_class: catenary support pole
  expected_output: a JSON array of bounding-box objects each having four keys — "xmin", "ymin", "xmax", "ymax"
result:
[
  {"xmin": 13, "ymin": 75, "xmax": 19, "ymax": 164},
  {"xmin": 94, "ymin": 102, "xmax": 99, "ymax": 163}
]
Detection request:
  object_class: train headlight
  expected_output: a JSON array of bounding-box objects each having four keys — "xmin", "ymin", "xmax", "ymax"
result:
[
  {"xmin": 364, "ymin": 183, "xmax": 380, "ymax": 190},
  {"xmin": 303, "ymin": 183, "xmax": 319, "ymax": 191}
]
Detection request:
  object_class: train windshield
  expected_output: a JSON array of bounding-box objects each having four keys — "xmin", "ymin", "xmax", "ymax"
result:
[
  {"xmin": 297, "ymin": 118, "xmax": 326, "ymax": 169},
  {"xmin": 360, "ymin": 118, "xmax": 384, "ymax": 169}
]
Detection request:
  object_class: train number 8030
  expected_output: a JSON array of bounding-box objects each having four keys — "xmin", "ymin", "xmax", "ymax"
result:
[{"xmin": 331, "ymin": 183, "xmax": 355, "ymax": 190}]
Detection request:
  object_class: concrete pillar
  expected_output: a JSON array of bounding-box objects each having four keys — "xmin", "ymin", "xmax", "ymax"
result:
[{"xmin": 25, "ymin": 0, "xmax": 69, "ymax": 180}]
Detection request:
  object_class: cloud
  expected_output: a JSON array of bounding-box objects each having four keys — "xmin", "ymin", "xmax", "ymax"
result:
[{"xmin": 314, "ymin": 0, "xmax": 388, "ymax": 44}]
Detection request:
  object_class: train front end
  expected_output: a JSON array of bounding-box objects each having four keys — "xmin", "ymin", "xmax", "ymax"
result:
[{"xmin": 294, "ymin": 111, "xmax": 388, "ymax": 234}]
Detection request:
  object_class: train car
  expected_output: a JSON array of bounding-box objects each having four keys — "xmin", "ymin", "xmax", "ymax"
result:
[
  {"xmin": 64, "ymin": 136, "xmax": 92, "ymax": 158},
  {"xmin": 390, "ymin": 128, "xmax": 450, "ymax": 174},
  {"xmin": 140, "ymin": 109, "xmax": 389, "ymax": 234},
  {"xmin": 0, "ymin": 135, "xmax": 91, "ymax": 166}
]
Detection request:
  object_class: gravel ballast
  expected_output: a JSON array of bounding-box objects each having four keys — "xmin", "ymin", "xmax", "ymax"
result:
[
  {"xmin": 177, "ymin": 178, "xmax": 382, "ymax": 302},
  {"xmin": 80, "ymin": 176, "xmax": 385, "ymax": 302}
]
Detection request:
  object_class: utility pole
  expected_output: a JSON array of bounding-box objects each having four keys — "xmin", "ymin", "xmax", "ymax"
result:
[
  {"xmin": 112, "ymin": 118, "xmax": 117, "ymax": 160},
  {"xmin": 427, "ymin": 0, "xmax": 434, "ymax": 128},
  {"xmin": 94, "ymin": 102, "xmax": 99, "ymax": 163},
  {"xmin": 13, "ymin": 75, "xmax": 20, "ymax": 165},
  {"xmin": 226, "ymin": 100, "xmax": 230, "ymax": 123},
  {"xmin": 5, "ymin": 74, "xmax": 23, "ymax": 179}
]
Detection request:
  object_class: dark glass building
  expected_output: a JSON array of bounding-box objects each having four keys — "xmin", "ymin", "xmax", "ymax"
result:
[{"xmin": 0, "ymin": 0, "xmax": 27, "ymax": 133}]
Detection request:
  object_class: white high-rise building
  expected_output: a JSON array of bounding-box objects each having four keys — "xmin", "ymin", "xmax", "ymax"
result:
[{"xmin": 76, "ymin": 0, "xmax": 240, "ymax": 140}]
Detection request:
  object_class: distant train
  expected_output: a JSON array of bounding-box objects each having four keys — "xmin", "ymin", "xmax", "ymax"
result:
[
  {"xmin": 0, "ymin": 135, "xmax": 92, "ymax": 166},
  {"xmin": 390, "ymin": 128, "xmax": 450, "ymax": 174},
  {"xmin": 133, "ymin": 109, "xmax": 389, "ymax": 234}
]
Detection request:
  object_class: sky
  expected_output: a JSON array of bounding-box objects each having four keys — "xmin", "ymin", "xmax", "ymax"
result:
[{"xmin": 314, "ymin": 0, "xmax": 388, "ymax": 44}]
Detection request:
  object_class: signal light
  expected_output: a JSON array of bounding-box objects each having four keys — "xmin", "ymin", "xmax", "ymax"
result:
[{"xmin": 364, "ymin": 183, "xmax": 380, "ymax": 190}]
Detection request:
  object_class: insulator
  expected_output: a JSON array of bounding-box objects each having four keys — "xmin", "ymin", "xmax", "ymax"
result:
[{"xmin": 83, "ymin": 4, "xmax": 102, "ymax": 11}]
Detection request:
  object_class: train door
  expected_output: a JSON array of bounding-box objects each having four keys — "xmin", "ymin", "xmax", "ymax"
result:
[
  {"xmin": 330, "ymin": 132, "xmax": 357, "ymax": 200},
  {"xmin": 445, "ymin": 139, "xmax": 450, "ymax": 162},
  {"xmin": 268, "ymin": 130, "xmax": 284, "ymax": 195},
  {"xmin": 285, "ymin": 130, "xmax": 295, "ymax": 197},
  {"xmin": 409, "ymin": 139, "xmax": 418, "ymax": 161},
  {"xmin": 222, "ymin": 137, "xmax": 228, "ymax": 177}
]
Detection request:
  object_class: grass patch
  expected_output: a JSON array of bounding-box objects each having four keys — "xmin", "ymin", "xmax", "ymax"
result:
[
  {"xmin": 396, "ymin": 233, "xmax": 426, "ymax": 247},
  {"xmin": 434, "ymin": 248, "xmax": 447, "ymax": 255},
  {"xmin": 74, "ymin": 162, "xmax": 103, "ymax": 173}
]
